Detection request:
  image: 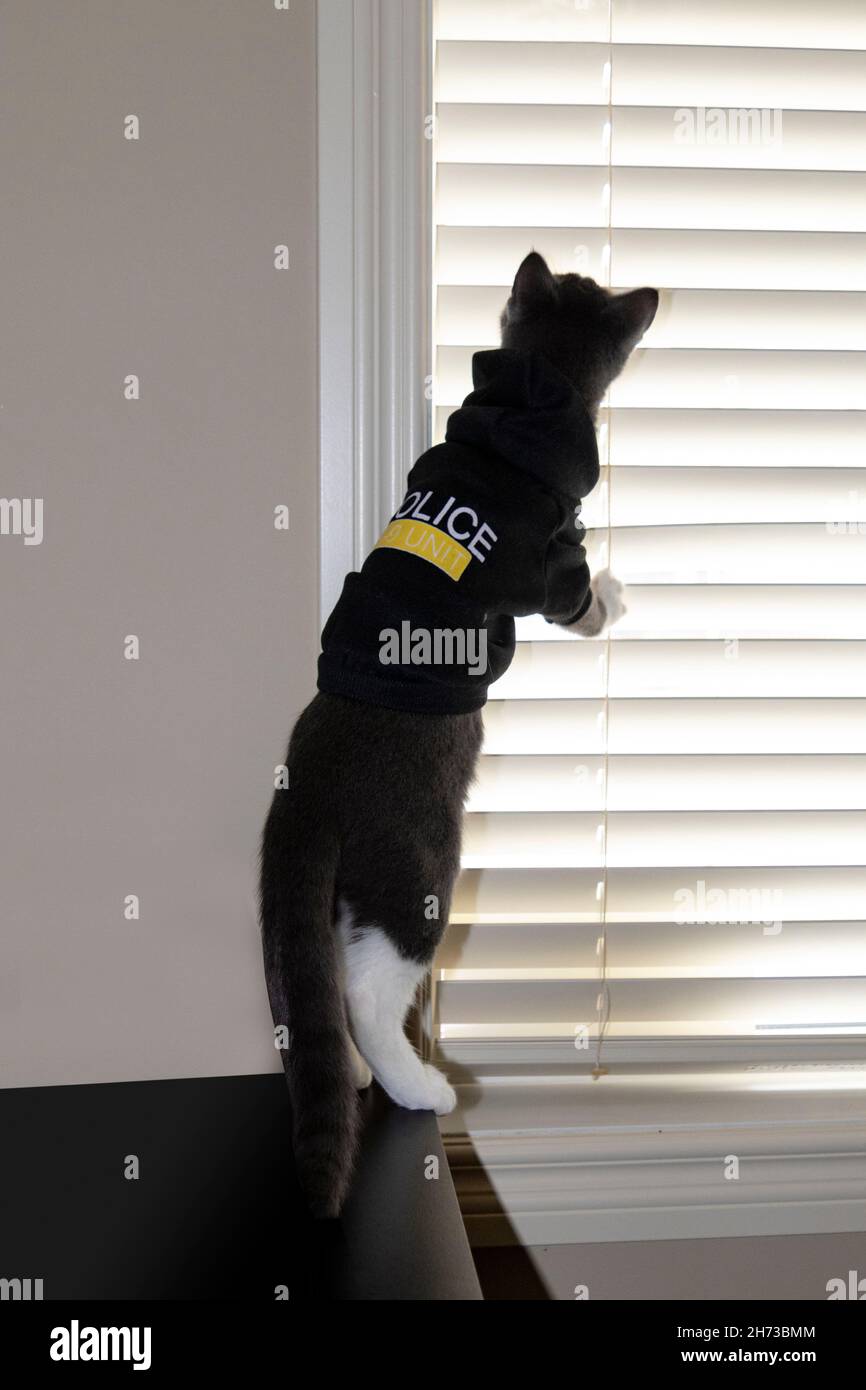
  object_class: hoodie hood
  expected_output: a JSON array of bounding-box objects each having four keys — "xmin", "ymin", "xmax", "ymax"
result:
[{"xmin": 444, "ymin": 348, "xmax": 600, "ymax": 504}]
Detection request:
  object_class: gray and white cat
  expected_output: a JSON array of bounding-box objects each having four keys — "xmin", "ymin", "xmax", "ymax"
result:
[{"xmin": 260, "ymin": 252, "xmax": 658, "ymax": 1216}]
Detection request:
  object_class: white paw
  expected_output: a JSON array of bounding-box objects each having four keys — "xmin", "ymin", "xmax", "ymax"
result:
[
  {"xmin": 424, "ymin": 1064, "xmax": 458, "ymax": 1116},
  {"xmin": 381, "ymin": 1066, "xmax": 457, "ymax": 1115},
  {"xmin": 593, "ymin": 568, "xmax": 627, "ymax": 626}
]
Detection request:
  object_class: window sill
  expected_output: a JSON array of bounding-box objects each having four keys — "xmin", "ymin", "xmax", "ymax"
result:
[{"xmin": 442, "ymin": 1065, "xmax": 866, "ymax": 1247}]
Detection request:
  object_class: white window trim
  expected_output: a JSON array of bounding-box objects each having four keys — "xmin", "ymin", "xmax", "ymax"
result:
[
  {"xmin": 316, "ymin": 0, "xmax": 866, "ymax": 1245},
  {"xmin": 447, "ymin": 1114, "xmax": 866, "ymax": 1248},
  {"xmin": 317, "ymin": 0, "xmax": 432, "ymax": 626}
]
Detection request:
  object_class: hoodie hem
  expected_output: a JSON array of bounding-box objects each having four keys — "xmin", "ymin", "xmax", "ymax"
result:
[{"xmin": 317, "ymin": 663, "xmax": 489, "ymax": 716}]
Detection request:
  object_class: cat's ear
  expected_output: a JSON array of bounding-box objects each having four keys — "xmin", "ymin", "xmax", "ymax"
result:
[
  {"xmin": 604, "ymin": 287, "xmax": 659, "ymax": 351},
  {"xmin": 506, "ymin": 251, "xmax": 558, "ymax": 321}
]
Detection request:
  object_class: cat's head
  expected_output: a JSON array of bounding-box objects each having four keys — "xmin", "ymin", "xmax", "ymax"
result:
[{"xmin": 500, "ymin": 251, "xmax": 658, "ymax": 420}]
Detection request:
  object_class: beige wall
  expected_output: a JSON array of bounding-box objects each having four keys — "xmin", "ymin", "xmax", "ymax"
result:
[{"xmin": 0, "ymin": 0, "xmax": 319, "ymax": 1086}]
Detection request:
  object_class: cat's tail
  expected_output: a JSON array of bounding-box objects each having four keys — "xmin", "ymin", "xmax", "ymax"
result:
[{"xmin": 259, "ymin": 796, "xmax": 359, "ymax": 1219}]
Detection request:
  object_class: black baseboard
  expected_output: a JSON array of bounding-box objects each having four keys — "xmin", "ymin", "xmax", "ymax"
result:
[{"xmin": 0, "ymin": 1073, "xmax": 482, "ymax": 1301}]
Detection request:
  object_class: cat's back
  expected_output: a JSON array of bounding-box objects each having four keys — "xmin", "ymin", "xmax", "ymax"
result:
[{"xmin": 288, "ymin": 691, "xmax": 483, "ymax": 812}]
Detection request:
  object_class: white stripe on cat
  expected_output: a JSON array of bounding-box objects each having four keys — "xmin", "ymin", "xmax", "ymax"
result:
[{"xmin": 338, "ymin": 902, "xmax": 456, "ymax": 1115}]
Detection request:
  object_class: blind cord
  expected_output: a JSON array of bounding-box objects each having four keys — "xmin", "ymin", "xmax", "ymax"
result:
[{"xmin": 592, "ymin": 0, "xmax": 615, "ymax": 1081}]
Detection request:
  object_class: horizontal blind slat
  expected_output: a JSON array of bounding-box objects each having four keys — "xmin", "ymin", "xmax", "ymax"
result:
[
  {"xmin": 438, "ymin": 920, "xmax": 866, "ymax": 974},
  {"xmin": 607, "ymin": 409, "xmax": 866, "ymax": 468},
  {"xmin": 438, "ymin": 103, "xmax": 866, "ymax": 173},
  {"xmin": 482, "ymin": 700, "xmax": 866, "ymax": 754},
  {"xmin": 512, "ymin": 587, "xmax": 866, "ymax": 639},
  {"xmin": 583, "ymin": 469, "xmax": 865, "ymax": 528},
  {"xmin": 452, "ymin": 867, "xmax": 866, "ymax": 923},
  {"xmin": 611, "ymin": 0, "xmax": 866, "ymax": 50},
  {"xmin": 437, "ymin": 42, "xmax": 866, "ymax": 111},
  {"xmin": 462, "ymin": 810, "xmax": 866, "ymax": 868},
  {"xmin": 613, "ymin": 167, "xmax": 866, "ymax": 230},
  {"xmin": 435, "ymin": 344, "xmax": 866, "ymax": 409},
  {"xmin": 436, "ymin": 406, "xmax": 866, "ymax": 467},
  {"xmin": 468, "ymin": 754, "xmax": 866, "ymax": 811},
  {"xmin": 436, "ymin": 0, "xmax": 866, "ymax": 49},
  {"xmin": 608, "ymin": 523, "xmax": 866, "ymax": 584},
  {"xmin": 437, "ymin": 165, "xmax": 866, "ymax": 231},
  {"xmin": 437, "ymin": 227, "xmax": 866, "ymax": 291},
  {"xmin": 437, "ymin": 978, "xmax": 866, "ymax": 1028},
  {"xmin": 492, "ymin": 642, "xmax": 866, "ymax": 699},
  {"xmin": 438, "ymin": 285, "xmax": 866, "ymax": 350}
]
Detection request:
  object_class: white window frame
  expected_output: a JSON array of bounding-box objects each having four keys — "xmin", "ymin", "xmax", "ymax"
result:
[
  {"xmin": 316, "ymin": 0, "xmax": 866, "ymax": 1247},
  {"xmin": 317, "ymin": 0, "xmax": 432, "ymax": 625}
]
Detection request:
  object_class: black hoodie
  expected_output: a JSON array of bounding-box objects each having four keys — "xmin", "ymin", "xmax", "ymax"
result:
[{"xmin": 316, "ymin": 348, "xmax": 600, "ymax": 715}]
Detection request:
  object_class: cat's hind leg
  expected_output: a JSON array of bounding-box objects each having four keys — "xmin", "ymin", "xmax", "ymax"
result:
[
  {"xmin": 340, "ymin": 920, "xmax": 456, "ymax": 1115},
  {"xmin": 334, "ymin": 897, "xmax": 373, "ymax": 1090},
  {"xmin": 346, "ymin": 1032, "xmax": 373, "ymax": 1090}
]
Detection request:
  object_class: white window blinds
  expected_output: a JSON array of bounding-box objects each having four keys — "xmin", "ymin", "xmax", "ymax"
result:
[{"xmin": 431, "ymin": 0, "xmax": 866, "ymax": 1074}]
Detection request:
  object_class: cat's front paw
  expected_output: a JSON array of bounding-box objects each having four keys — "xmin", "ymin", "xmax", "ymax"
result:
[{"xmin": 593, "ymin": 568, "xmax": 627, "ymax": 627}]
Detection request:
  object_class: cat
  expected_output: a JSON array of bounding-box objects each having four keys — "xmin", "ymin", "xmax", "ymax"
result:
[{"xmin": 260, "ymin": 251, "xmax": 658, "ymax": 1217}]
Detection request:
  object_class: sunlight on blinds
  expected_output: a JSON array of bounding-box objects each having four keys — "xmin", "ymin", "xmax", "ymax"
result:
[{"xmin": 431, "ymin": 0, "xmax": 866, "ymax": 1068}]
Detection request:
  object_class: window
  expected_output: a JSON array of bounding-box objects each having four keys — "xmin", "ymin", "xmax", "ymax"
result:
[{"xmin": 430, "ymin": 0, "xmax": 866, "ymax": 1094}]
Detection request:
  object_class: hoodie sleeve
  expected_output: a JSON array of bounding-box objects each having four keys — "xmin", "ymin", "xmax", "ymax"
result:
[{"xmin": 541, "ymin": 502, "xmax": 593, "ymax": 625}]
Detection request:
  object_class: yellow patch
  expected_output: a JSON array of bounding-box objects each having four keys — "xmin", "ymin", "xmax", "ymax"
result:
[{"xmin": 374, "ymin": 518, "xmax": 471, "ymax": 581}]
